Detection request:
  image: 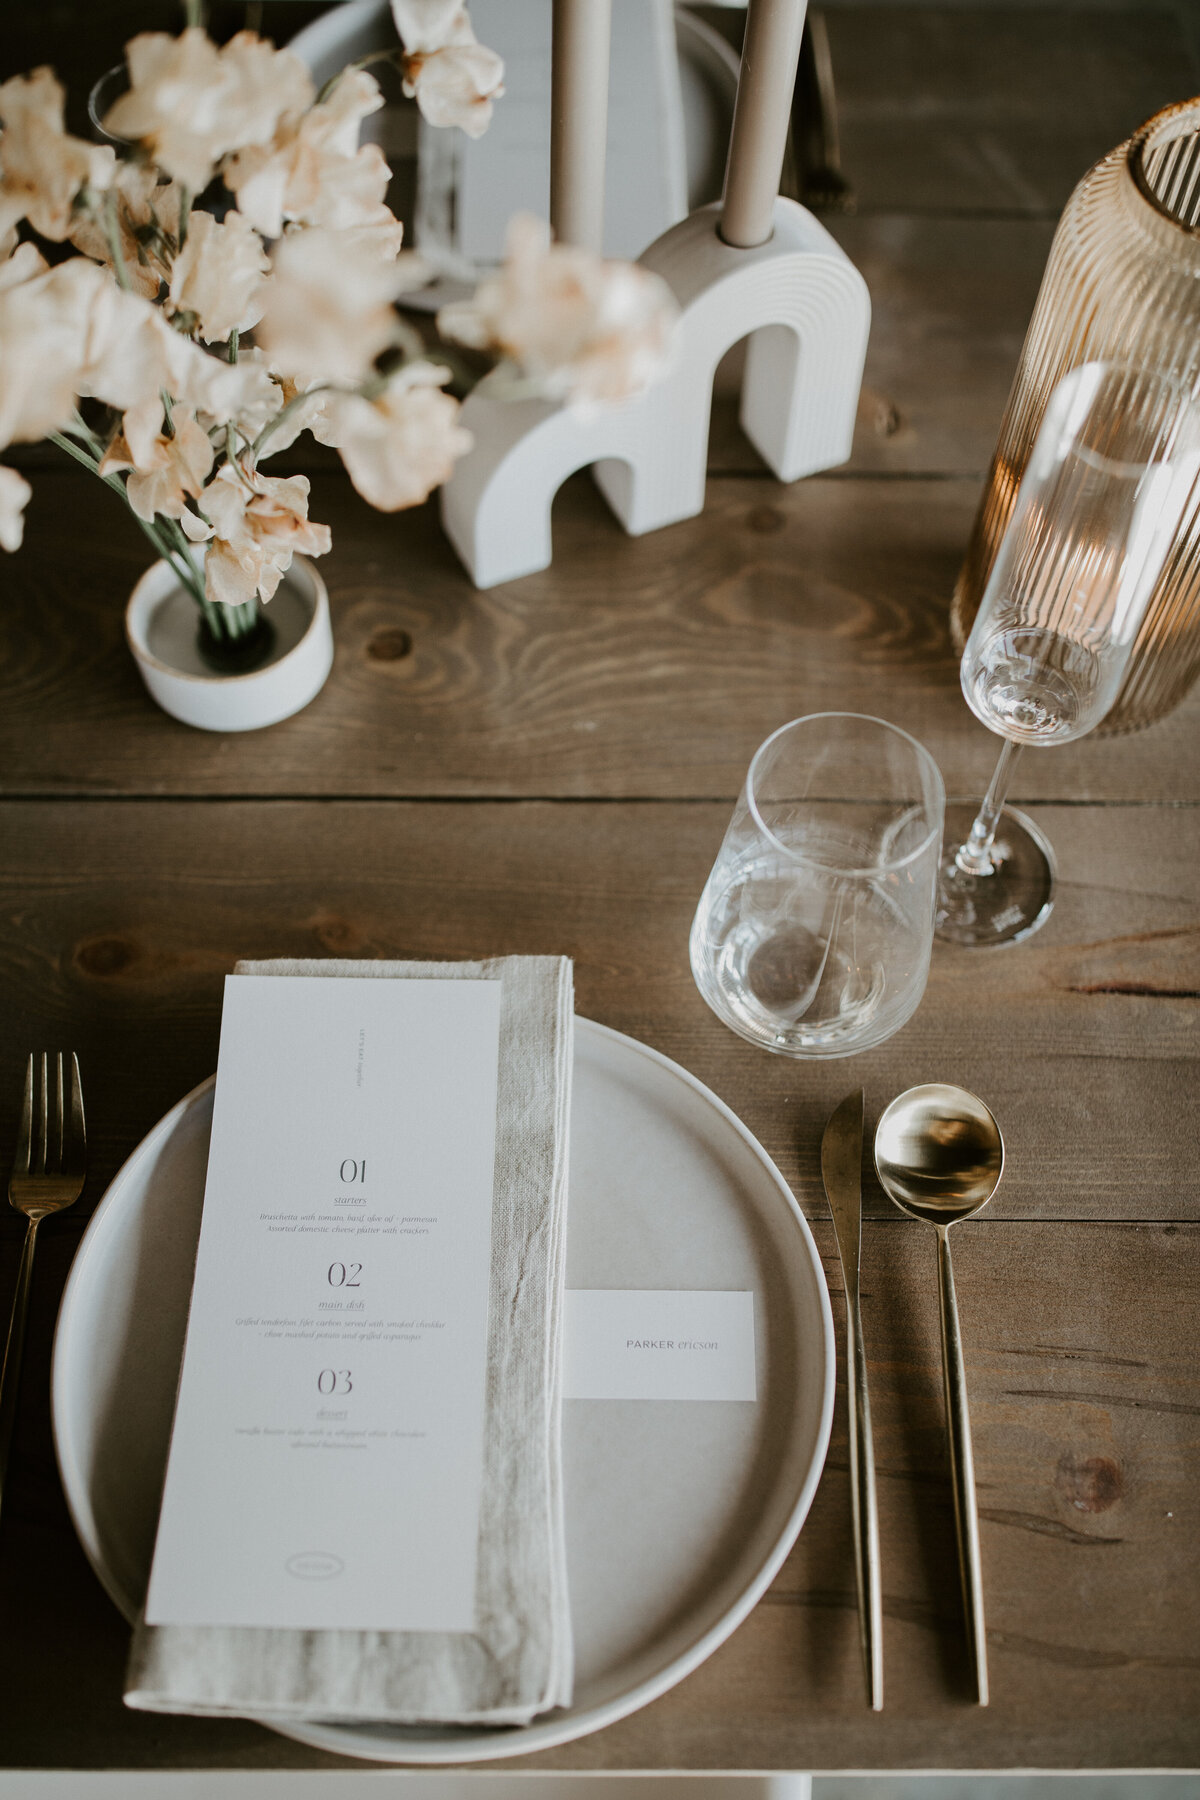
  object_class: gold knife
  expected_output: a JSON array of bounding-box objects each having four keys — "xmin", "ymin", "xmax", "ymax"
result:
[{"xmin": 820, "ymin": 1088, "xmax": 884, "ymax": 1710}]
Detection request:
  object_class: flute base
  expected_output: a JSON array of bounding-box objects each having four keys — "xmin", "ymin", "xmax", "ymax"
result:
[{"xmin": 935, "ymin": 803, "xmax": 1057, "ymax": 947}]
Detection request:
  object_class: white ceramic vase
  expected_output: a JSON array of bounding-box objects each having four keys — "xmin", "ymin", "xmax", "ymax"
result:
[{"xmin": 124, "ymin": 555, "xmax": 333, "ymax": 733}]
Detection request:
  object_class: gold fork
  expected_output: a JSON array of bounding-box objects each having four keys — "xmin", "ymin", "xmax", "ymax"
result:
[{"xmin": 0, "ymin": 1053, "xmax": 86, "ymax": 1512}]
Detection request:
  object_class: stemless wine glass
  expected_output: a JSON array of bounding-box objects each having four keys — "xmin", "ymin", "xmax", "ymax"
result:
[
  {"xmin": 938, "ymin": 361, "xmax": 1200, "ymax": 947},
  {"xmin": 689, "ymin": 714, "xmax": 945, "ymax": 1058}
]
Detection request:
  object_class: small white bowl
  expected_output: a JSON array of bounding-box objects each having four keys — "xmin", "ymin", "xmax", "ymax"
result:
[{"xmin": 125, "ymin": 555, "xmax": 333, "ymax": 732}]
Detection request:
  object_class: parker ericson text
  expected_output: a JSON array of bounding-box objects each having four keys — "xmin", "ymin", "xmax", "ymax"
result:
[{"xmin": 626, "ymin": 1340, "xmax": 718, "ymax": 1351}]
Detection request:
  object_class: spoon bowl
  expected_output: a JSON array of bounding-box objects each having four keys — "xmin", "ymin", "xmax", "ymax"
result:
[{"xmin": 874, "ymin": 1082, "xmax": 1003, "ymax": 1224}]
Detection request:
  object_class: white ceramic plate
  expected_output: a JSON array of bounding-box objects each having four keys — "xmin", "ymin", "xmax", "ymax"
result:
[{"xmin": 53, "ymin": 1019, "xmax": 833, "ymax": 1765}]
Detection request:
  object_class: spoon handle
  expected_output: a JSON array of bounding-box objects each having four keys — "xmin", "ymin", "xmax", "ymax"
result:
[{"xmin": 937, "ymin": 1226, "xmax": 989, "ymax": 1705}]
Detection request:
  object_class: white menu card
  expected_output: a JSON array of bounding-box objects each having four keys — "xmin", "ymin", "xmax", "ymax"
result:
[{"xmin": 144, "ymin": 974, "xmax": 502, "ymax": 1633}]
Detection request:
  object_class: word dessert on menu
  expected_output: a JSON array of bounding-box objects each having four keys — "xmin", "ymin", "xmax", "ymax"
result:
[{"xmin": 145, "ymin": 974, "xmax": 502, "ymax": 1633}]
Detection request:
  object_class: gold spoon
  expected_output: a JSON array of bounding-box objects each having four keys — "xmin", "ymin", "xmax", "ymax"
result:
[{"xmin": 873, "ymin": 1083, "xmax": 1004, "ymax": 1706}]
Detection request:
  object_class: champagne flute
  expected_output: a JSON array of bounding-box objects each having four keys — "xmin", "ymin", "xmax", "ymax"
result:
[{"xmin": 937, "ymin": 362, "xmax": 1200, "ymax": 947}]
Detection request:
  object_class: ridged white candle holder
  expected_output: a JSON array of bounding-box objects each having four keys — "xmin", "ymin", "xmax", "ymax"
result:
[{"xmin": 441, "ymin": 197, "xmax": 870, "ymax": 589}]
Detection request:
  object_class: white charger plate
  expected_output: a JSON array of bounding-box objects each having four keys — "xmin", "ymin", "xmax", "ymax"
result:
[{"xmin": 52, "ymin": 1019, "xmax": 833, "ymax": 1765}]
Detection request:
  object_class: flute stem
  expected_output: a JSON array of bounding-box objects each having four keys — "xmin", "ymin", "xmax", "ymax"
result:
[{"xmin": 954, "ymin": 739, "xmax": 1024, "ymax": 877}]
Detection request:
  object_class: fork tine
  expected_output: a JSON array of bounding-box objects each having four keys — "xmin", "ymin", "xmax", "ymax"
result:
[
  {"xmin": 35, "ymin": 1052, "xmax": 48, "ymax": 1177},
  {"xmin": 12, "ymin": 1054, "xmax": 33, "ymax": 1178},
  {"xmin": 65, "ymin": 1053, "xmax": 86, "ymax": 1180},
  {"xmin": 53, "ymin": 1052, "xmax": 65, "ymax": 1174}
]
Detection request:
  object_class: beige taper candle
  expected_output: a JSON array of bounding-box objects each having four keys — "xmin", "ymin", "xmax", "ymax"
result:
[
  {"xmin": 550, "ymin": 0, "xmax": 613, "ymax": 252},
  {"xmin": 720, "ymin": 0, "xmax": 808, "ymax": 248}
]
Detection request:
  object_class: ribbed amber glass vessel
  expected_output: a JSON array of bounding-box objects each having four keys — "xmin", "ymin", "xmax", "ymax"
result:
[{"xmin": 952, "ymin": 99, "xmax": 1200, "ymax": 733}]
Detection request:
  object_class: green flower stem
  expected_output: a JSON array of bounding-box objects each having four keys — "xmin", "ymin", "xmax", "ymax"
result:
[
  {"xmin": 51, "ymin": 431, "xmax": 191, "ymax": 582},
  {"xmin": 61, "ymin": 412, "xmax": 105, "ymax": 455},
  {"xmin": 207, "ymin": 598, "xmax": 262, "ymax": 640},
  {"xmin": 153, "ymin": 521, "xmax": 259, "ymax": 645},
  {"xmin": 103, "ymin": 191, "xmax": 131, "ymax": 292},
  {"xmin": 49, "ymin": 425, "xmax": 132, "ymax": 496},
  {"xmin": 47, "ymin": 430, "xmax": 261, "ymax": 641}
]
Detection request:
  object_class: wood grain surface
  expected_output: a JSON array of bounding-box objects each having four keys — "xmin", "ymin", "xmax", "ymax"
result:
[
  {"xmin": 826, "ymin": 6, "xmax": 1199, "ymax": 217},
  {"xmin": 6, "ymin": 471, "xmax": 1200, "ymax": 802},
  {"xmin": 1, "ymin": 0, "xmax": 1197, "ymax": 1776},
  {"xmin": 0, "ymin": 799, "xmax": 1194, "ymax": 1233}
]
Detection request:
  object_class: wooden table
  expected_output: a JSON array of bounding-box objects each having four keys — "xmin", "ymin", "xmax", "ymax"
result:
[{"xmin": 2, "ymin": 1, "xmax": 1198, "ymax": 1776}]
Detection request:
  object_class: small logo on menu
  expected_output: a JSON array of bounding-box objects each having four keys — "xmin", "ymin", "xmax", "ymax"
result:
[{"xmin": 286, "ymin": 1551, "xmax": 345, "ymax": 1580}]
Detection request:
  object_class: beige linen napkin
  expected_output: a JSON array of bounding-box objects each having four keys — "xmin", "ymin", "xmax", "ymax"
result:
[{"xmin": 125, "ymin": 955, "xmax": 574, "ymax": 1727}]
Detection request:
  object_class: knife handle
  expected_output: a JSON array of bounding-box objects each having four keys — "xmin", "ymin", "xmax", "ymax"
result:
[{"xmin": 845, "ymin": 1290, "xmax": 883, "ymax": 1710}]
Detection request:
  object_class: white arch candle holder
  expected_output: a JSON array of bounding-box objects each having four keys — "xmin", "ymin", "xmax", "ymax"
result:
[{"xmin": 439, "ymin": 0, "xmax": 870, "ymax": 590}]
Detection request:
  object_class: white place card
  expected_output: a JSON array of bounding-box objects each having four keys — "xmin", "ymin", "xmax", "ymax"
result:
[
  {"xmin": 563, "ymin": 1290, "xmax": 757, "ymax": 1402},
  {"xmin": 144, "ymin": 974, "xmax": 502, "ymax": 1633}
]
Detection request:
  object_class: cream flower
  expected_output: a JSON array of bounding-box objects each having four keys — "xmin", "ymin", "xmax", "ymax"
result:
[
  {"xmin": 252, "ymin": 372, "xmax": 331, "ymax": 455},
  {"xmin": 317, "ymin": 362, "xmax": 472, "ymax": 510},
  {"xmin": 393, "ymin": 0, "xmax": 465, "ymax": 38},
  {"xmin": 0, "ymin": 238, "xmax": 48, "ymax": 292},
  {"xmin": 390, "ymin": 1, "xmax": 504, "ymax": 138},
  {"xmin": 184, "ymin": 355, "xmax": 282, "ymax": 433},
  {"xmin": 0, "ymin": 251, "xmax": 193, "ymax": 449},
  {"xmin": 0, "ymin": 67, "xmax": 115, "ymax": 242},
  {"xmin": 168, "ymin": 208, "xmax": 268, "ymax": 342},
  {"xmin": 189, "ymin": 346, "xmax": 285, "ymax": 438},
  {"xmin": 81, "ymin": 281, "xmax": 247, "ymax": 417},
  {"xmin": 77, "ymin": 281, "xmax": 190, "ymax": 412},
  {"xmin": 0, "ymin": 254, "xmax": 103, "ymax": 448},
  {"xmin": 68, "ymin": 161, "xmax": 184, "ymax": 300},
  {"xmin": 439, "ymin": 214, "xmax": 678, "ymax": 408},
  {"xmin": 99, "ymin": 398, "xmax": 214, "ymax": 523},
  {"xmin": 224, "ymin": 69, "xmax": 396, "ymax": 239},
  {"xmin": 256, "ymin": 226, "xmax": 417, "ymax": 384},
  {"xmin": 335, "ymin": 216, "xmax": 408, "ymax": 262},
  {"xmin": 0, "ymin": 464, "xmax": 32, "ymax": 552},
  {"xmin": 192, "ymin": 463, "xmax": 331, "ymax": 607},
  {"xmin": 103, "ymin": 29, "xmax": 314, "ymax": 193},
  {"xmin": 68, "ymin": 275, "xmax": 279, "ymax": 427},
  {"xmin": 300, "ymin": 142, "xmax": 396, "ymax": 235},
  {"xmin": 0, "ymin": 249, "xmax": 275, "ymax": 451}
]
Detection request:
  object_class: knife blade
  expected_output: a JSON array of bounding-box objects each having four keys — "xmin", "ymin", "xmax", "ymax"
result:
[{"xmin": 821, "ymin": 1088, "xmax": 884, "ymax": 1710}]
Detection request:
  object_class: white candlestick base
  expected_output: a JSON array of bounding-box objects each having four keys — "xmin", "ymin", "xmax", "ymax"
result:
[{"xmin": 440, "ymin": 198, "xmax": 870, "ymax": 589}]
